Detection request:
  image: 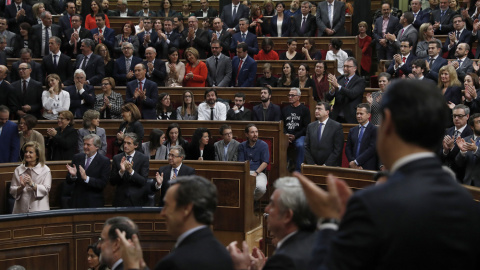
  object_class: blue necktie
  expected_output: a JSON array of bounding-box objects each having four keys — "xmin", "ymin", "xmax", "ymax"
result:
[
  {"xmin": 126, "ymin": 155, "xmax": 132, "ymax": 162},
  {"xmin": 344, "ymin": 77, "xmax": 349, "ymax": 87},
  {"xmin": 173, "ymin": 168, "xmax": 178, "ymax": 177},
  {"xmin": 356, "ymin": 125, "xmax": 365, "ymax": 157},
  {"xmin": 317, "ymin": 122, "xmax": 323, "ymax": 142},
  {"xmin": 241, "ymin": 33, "xmax": 246, "ymax": 42}
]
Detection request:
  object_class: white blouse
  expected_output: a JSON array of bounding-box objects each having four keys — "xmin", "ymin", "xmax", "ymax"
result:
[
  {"xmin": 42, "ymin": 90, "xmax": 71, "ymax": 120},
  {"xmin": 277, "ymin": 19, "xmax": 283, "ymax": 37},
  {"xmin": 165, "ymin": 61, "xmax": 186, "ymax": 86}
]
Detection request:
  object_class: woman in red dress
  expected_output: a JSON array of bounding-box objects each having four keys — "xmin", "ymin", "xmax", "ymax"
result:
[
  {"xmin": 357, "ymin": 21, "xmax": 372, "ymax": 77},
  {"xmin": 184, "ymin": 48, "xmax": 208, "ymax": 87}
]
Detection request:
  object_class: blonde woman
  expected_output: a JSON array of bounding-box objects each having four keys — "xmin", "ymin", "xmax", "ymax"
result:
[
  {"xmin": 176, "ymin": 90, "xmax": 198, "ymax": 120},
  {"xmin": 42, "ymin": 74, "xmax": 70, "ymax": 120},
  {"xmin": 10, "ymin": 141, "xmax": 51, "ymax": 214},
  {"xmin": 438, "ymin": 65, "xmax": 463, "ymax": 107}
]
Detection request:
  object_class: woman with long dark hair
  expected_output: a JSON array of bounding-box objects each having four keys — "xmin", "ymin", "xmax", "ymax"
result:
[
  {"xmin": 187, "ymin": 127, "xmax": 214, "ymax": 160},
  {"xmin": 278, "ymin": 62, "xmax": 296, "ymax": 87},
  {"xmin": 176, "ymin": 90, "xmax": 198, "ymax": 120},
  {"xmin": 86, "ymin": 242, "xmax": 108, "ymax": 270},
  {"xmin": 166, "ymin": 47, "xmax": 185, "ymax": 87},
  {"xmin": 114, "ymin": 21, "xmax": 139, "ymax": 57},
  {"xmin": 312, "ymin": 61, "xmax": 330, "ymax": 101},
  {"xmin": 156, "ymin": 92, "xmax": 177, "ymax": 120},
  {"xmin": 292, "ymin": 63, "xmax": 318, "ymax": 101},
  {"xmin": 115, "ymin": 103, "xmax": 144, "ymax": 153},
  {"xmin": 142, "ymin": 129, "xmax": 167, "ymax": 160},
  {"xmin": 164, "ymin": 123, "xmax": 188, "ymax": 158}
]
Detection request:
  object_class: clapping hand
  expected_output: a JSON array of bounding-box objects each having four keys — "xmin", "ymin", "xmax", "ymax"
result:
[
  {"xmin": 66, "ymin": 164, "xmax": 78, "ymax": 177},
  {"xmin": 116, "ymin": 229, "xmax": 146, "ymax": 270},
  {"xmin": 155, "ymin": 172, "xmax": 164, "ymax": 186}
]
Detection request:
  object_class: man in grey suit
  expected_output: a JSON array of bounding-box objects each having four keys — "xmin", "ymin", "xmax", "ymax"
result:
[
  {"xmin": 0, "ymin": 17, "xmax": 16, "ymax": 57},
  {"xmin": 385, "ymin": 11, "xmax": 418, "ymax": 53},
  {"xmin": 304, "ymin": 101, "xmax": 344, "ymax": 166},
  {"xmin": 456, "ymin": 113, "xmax": 480, "ymax": 187},
  {"xmin": 316, "ymin": 0, "xmax": 346, "ymax": 37},
  {"xmin": 373, "ymin": 2, "xmax": 400, "ymax": 60},
  {"xmin": 206, "ymin": 40, "xmax": 232, "ymax": 87},
  {"xmin": 452, "ymin": 43, "xmax": 473, "ymax": 83},
  {"xmin": 214, "ymin": 124, "xmax": 240, "ymax": 161}
]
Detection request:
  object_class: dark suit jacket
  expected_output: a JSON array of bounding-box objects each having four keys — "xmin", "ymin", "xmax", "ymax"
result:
[
  {"xmin": 137, "ymin": 30, "xmax": 158, "ymax": 58},
  {"xmin": 231, "ymin": 55, "xmax": 257, "ymax": 87},
  {"xmin": 5, "ymin": 3, "xmax": 34, "ymax": 33},
  {"xmin": 325, "ymin": 74, "xmax": 365, "ymax": 123},
  {"xmin": 292, "ymin": 13, "xmax": 317, "ymax": 37},
  {"xmin": 310, "ymin": 157, "xmax": 480, "ymax": 269},
  {"xmin": 125, "ymin": 79, "xmax": 158, "ymax": 119},
  {"xmin": 431, "ymin": 8, "xmax": 455, "ymax": 34},
  {"xmin": 8, "ymin": 78, "xmax": 43, "ymax": 119},
  {"xmin": 304, "ymin": 118, "xmax": 344, "ymax": 166},
  {"xmin": 412, "ymin": 9, "xmax": 430, "ymax": 29},
  {"xmin": 456, "ymin": 57, "xmax": 474, "ymax": 82},
  {"xmin": 155, "ymin": 163, "xmax": 195, "ymax": 206},
  {"xmin": 10, "ymin": 60, "xmax": 43, "ymax": 84},
  {"xmin": 270, "ymin": 15, "xmax": 291, "ymax": 37},
  {"xmin": 62, "ymin": 27, "xmax": 93, "ymax": 58},
  {"xmin": 0, "ymin": 80, "xmax": 13, "ymax": 112},
  {"xmin": 154, "ymin": 227, "xmax": 233, "ymax": 270},
  {"xmin": 220, "ymin": 3, "xmax": 250, "ymax": 31},
  {"xmin": 194, "ymin": 8, "xmax": 218, "ymax": 18},
  {"xmin": 58, "ymin": 14, "xmax": 72, "ymax": 34},
  {"xmin": 65, "ymin": 84, "xmax": 95, "ymax": 118},
  {"xmin": 424, "ymin": 55, "xmax": 448, "ymax": 82},
  {"xmin": 386, "ymin": 53, "xmax": 417, "ymax": 77},
  {"xmin": 110, "ymin": 151, "xmax": 149, "ymax": 207},
  {"xmin": 143, "ymin": 59, "xmax": 167, "ymax": 87},
  {"xmin": 42, "ymin": 53, "xmax": 73, "ymax": 84},
  {"xmin": 230, "ymin": 31, "xmax": 259, "ymax": 56},
  {"xmin": 47, "ymin": 125, "xmax": 78, "ymax": 161},
  {"xmin": 66, "ymin": 152, "xmax": 111, "ymax": 208},
  {"xmin": 455, "ymin": 135, "xmax": 480, "ymax": 187},
  {"xmin": 12, "ymin": 34, "xmax": 38, "ymax": 57},
  {"xmin": 263, "ymin": 230, "xmax": 315, "ymax": 270},
  {"xmin": 0, "ymin": 120, "xmax": 19, "ymax": 163},
  {"xmin": 163, "ymin": 31, "xmax": 181, "ymax": 49},
  {"xmin": 442, "ymin": 29, "xmax": 472, "ymax": 59},
  {"xmin": 216, "ymin": 29, "xmax": 232, "ymax": 56},
  {"xmin": 73, "ymin": 53, "xmax": 105, "ymax": 86},
  {"xmin": 316, "ymin": 0, "xmax": 346, "ymax": 36},
  {"xmin": 31, "ymin": 23, "xmax": 63, "ymax": 57},
  {"xmin": 252, "ymin": 102, "xmax": 281, "ymax": 121},
  {"xmin": 227, "ymin": 107, "xmax": 251, "ymax": 120},
  {"xmin": 345, "ymin": 123, "xmax": 378, "ymax": 170},
  {"xmin": 90, "ymin": 27, "xmax": 115, "ymax": 53},
  {"xmin": 113, "ymin": 56, "xmax": 143, "ymax": 86},
  {"xmin": 135, "ymin": 9, "xmax": 157, "ymax": 17},
  {"xmin": 441, "ymin": 125, "xmax": 473, "ymax": 181},
  {"xmin": 179, "ymin": 28, "xmax": 209, "ymax": 59},
  {"xmin": 373, "ymin": 15, "xmax": 400, "ymax": 47}
]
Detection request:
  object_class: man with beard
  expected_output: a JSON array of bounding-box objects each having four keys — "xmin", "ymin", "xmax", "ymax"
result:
[
  {"xmin": 252, "ymin": 87, "xmax": 281, "ymax": 121},
  {"xmin": 386, "ymin": 40, "xmax": 416, "ymax": 78},
  {"xmin": 206, "ymin": 40, "xmax": 232, "ymax": 87},
  {"xmin": 211, "ymin": 17, "xmax": 231, "ymax": 56},
  {"xmin": 450, "ymin": 42, "xmax": 473, "ymax": 83},
  {"xmin": 285, "ymin": 0, "xmax": 300, "ymax": 17},
  {"xmin": 197, "ymin": 89, "xmax": 227, "ymax": 120},
  {"xmin": 408, "ymin": 59, "xmax": 436, "ymax": 85},
  {"xmin": 456, "ymin": 113, "xmax": 480, "ymax": 187}
]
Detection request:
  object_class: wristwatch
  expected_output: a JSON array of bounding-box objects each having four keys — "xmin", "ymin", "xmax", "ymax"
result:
[{"xmin": 317, "ymin": 217, "xmax": 340, "ymax": 230}]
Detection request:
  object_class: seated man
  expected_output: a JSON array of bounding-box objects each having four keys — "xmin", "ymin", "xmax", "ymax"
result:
[
  {"xmin": 252, "ymin": 87, "xmax": 281, "ymax": 121},
  {"xmin": 227, "ymin": 92, "xmax": 251, "ymax": 121},
  {"xmin": 197, "ymin": 89, "xmax": 227, "ymax": 120},
  {"xmin": 65, "ymin": 69, "xmax": 95, "ymax": 118},
  {"xmin": 430, "ymin": 0, "xmax": 455, "ymax": 35},
  {"xmin": 231, "ymin": 42, "xmax": 256, "ymax": 87},
  {"xmin": 238, "ymin": 123, "xmax": 269, "ymax": 200},
  {"xmin": 456, "ymin": 113, "xmax": 480, "ymax": 187},
  {"xmin": 424, "ymin": 39, "xmax": 448, "ymax": 83},
  {"xmin": 214, "ymin": 124, "xmax": 240, "ymax": 161}
]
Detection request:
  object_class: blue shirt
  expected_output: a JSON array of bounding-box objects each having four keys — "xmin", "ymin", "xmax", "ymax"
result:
[{"xmin": 238, "ymin": 139, "xmax": 269, "ymax": 171}]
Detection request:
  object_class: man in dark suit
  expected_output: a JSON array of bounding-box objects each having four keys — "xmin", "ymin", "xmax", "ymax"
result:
[
  {"xmin": 231, "ymin": 43, "xmax": 256, "ymax": 87},
  {"xmin": 119, "ymin": 176, "xmax": 234, "ymax": 270},
  {"xmin": 135, "ymin": 0, "xmax": 156, "ymax": 17},
  {"xmin": 65, "ymin": 69, "xmax": 95, "ymax": 118},
  {"xmin": 227, "ymin": 92, "xmax": 251, "ymax": 120},
  {"xmin": 214, "ymin": 124, "xmax": 240, "ymax": 161},
  {"xmin": 0, "ymin": 105, "xmax": 19, "ymax": 163},
  {"xmin": 143, "ymin": 46, "xmax": 166, "ymax": 87},
  {"xmin": 4, "ymin": 0, "xmax": 34, "ymax": 33},
  {"xmin": 10, "ymin": 48, "xmax": 43, "ymax": 83},
  {"xmin": 411, "ymin": 0, "xmax": 430, "ymax": 29},
  {"xmin": 153, "ymin": 145, "xmax": 195, "ymax": 205},
  {"xmin": 206, "ymin": 40, "xmax": 232, "ymax": 87},
  {"xmin": 195, "ymin": 0, "xmax": 218, "ymax": 18},
  {"xmin": 31, "ymin": 11, "xmax": 63, "ymax": 58},
  {"xmin": 442, "ymin": 15, "xmax": 472, "ymax": 59},
  {"xmin": 161, "ymin": 18, "xmax": 180, "ymax": 49},
  {"xmin": 228, "ymin": 176, "xmax": 317, "ymax": 270},
  {"xmin": 441, "ymin": 104, "xmax": 473, "ymax": 181},
  {"xmin": 456, "ymin": 113, "xmax": 480, "ymax": 187},
  {"xmin": 0, "ymin": 17, "xmax": 16, "ymax": 57},
  {"xmin": 66, "ymin": 134, "xmax": 111, "ymax": 208},
  {"xmin": 430, "ymin": 0, "xmax": 455, "ymax": 34},
  {"xmin": 424, "ymin": 39, "xmax": 448, "ymax": 82},
  {"xmin": 137, "ymin": 17, "xmax": 158, "ymax": 58},
  {"xmin": 304, "ymin": 101, "xmax": 343, "ymax": 166},
  {"xmin": 73, "ymin": 38, "xmax": 105, "ymax": 86},
  {"xmin": 292, "ymin": 1, "xmax": 316, "ymax": 37},
  {"xmin": 408, "ymin": 59, "xmax": 437, "ymax": 84},
  {"xmin": 299, "ymin": 79, "xmax": 480, "ymax": 270},
  {"xmin": 316, "ymin": 0, "xmax": 346, "ymax": 37},
  {"xmin": 372, "ymin": 2, "xmax": 401, "ymax": 60},
  {"xmin": 42, "ymin": 36, "xmax": 73, "ymax": 84},
  {"xmin": 211, "ymin": 17, "xmax": 231, "ymax": 56},
  {"xmin": 63, "ymin": 14, "xmax": 92, "ymax": 59},
  {"xmin": 452, "ymin": 42, "xmax": 474, "ymax": 83},
  {"xmin": 179, "ymin": 16, "xmax": 209, "ymax": 59},
  {"xmin": 386, "ymin": 40, "xmax": 416, "ymax": 78},
  {"xmin": 252, "ymin": 87, "xmax": 281, "ymax": 121},
  {"xmin": 90, "ymin": 13, "xmax": 115, "ymax": 54},
  {"xmin": 0, "ymin": 65, "xmax": 12, "ymax": 108},
  {"xmin": 8, "ymin": 62, "xmax": 43, "ymax": 119},
  {"xmin": 345, "ymin": 103, "xmax": 378, "ymax": 170},
  {"xmin": 110, "ymin": 133, "xmax": 149, "ymax": 207},
  {"xmin": 113, "ymin": 0, "xmax": 134, "ymax": 17},
  {"xmin": 230, "ymin": 18, "xmax": 258, "ymax": 56},
  {"xmin": 326, "ymin": 57, "xmax": 365, "ymax": 123},
  {"xmin": 220, "ymin": 0, "xmax": 249, "ymax": 33},
  {"xmin": 113, "ymin": 42, "xmax": 142, "ymax": 86},
  {"xmin": 58, "ymin": 1, "xmax": 76, "ymax": 34},
  {"xmin": 125, "ymin": 63, "xmax": 158, "ymax": 119}
]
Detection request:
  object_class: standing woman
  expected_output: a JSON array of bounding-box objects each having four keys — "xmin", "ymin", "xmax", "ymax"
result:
[
  {"xmin": 357, "ymin": 21, "xmax": 372, "ymax": 77},
  {"xmin": 94, "ymin": 43, "xmax": 114, "ymax": 78},
  {"xmin": 279, "ymin": 38, "xmax": 305, "ymax": 60},
  {"xmin": 176, "ymin": 90, "xmax": 198, "ymax": 120},
  {"xmin": 250, "ymin": 4, "xmax": 269, "ymax": 37},
  {"xmin": 77, "ymin": 110, "xmax": 107, "ymax": 155},
  {"xmin": 164, "ymin": 123, "xmax": 188, "ymax": 157},
  {"xmin": 156, "ymin": 92, "xmax": 177, "ymax": 120},
  {"xmin": 270, "ymin": 2, "xmax": 290, "ymax": 37},
  {"xmin": 366, "ymin": 72, "xmax": 391, "ymax": 125},
  {"xmin": 94, "ymin": 77, "xmax": 124, "ymax": 119},
  {"xmin": 13, "ymin": 23, "xmax": 38, "ymax": 57},
  {"xmin": 19, "ymin": 114, "xmax": 44, "ymax": 159},
  {"xmin": 165, "ymin": 47, "xmax": 185, "ymax": 87},
  {"xmin": 278, "ymin": 62, "xmax": 296, "ymax": 87},
  {"xmin": 157, "ymin": 0, "xmax": 178, "ymax": 17},
  {"xmin": 114, "ymin": 22, "xmax": 139, "ymax": 57},
  {"xmin": 141, "ymin": 129, "xmax": 167, "ymax": 160},
  {"xmin": 187, "ymin": 127, "xmax": 215, "ymax": 160},
  {"xmin": 438, "ymin": 65, "xmax": 463, "ymax": 107},
  {"xmin": 42, "ymin": 74, "xmax": 70, "ymax": 120},
  {"xmin": 115, "ymin": 103, "xmax": 144, "ymax": 153},
  {"xmin": 263, "ymin": 0, "xmax": 276, "ymax": 16},
  {"xmin": 10, "ymin": 141, "xmax": 51, "ymax": 214},
  {"xmin": 84, "ymin": 0, "xmax": 110, "ymax": 30},
  {"xmin": 416, "ymin": 23, "xmax": 439, "ymax": 58},
  {"xmin": 46, "ymin": 110, "xmax": 78, "ymax": 161},
  {"xmin": 312, "ymin": 61, "xmax": 330, "ymax": 101},
  {"xmin": 292, "ymin": 63, "xmax": 318, "ymax": 101},
  {"xmin": 32, "ymin": 3, "xmax": 45, "ymax": 25},
  {"xmin": 184, "ymin": 48, "xmax": 208, "ymax": 87}
]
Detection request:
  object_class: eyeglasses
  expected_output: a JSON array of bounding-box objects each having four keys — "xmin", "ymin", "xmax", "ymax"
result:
[
  {"xmin": 168, "ymin": 154, "xmax": 180, "ymax": 158},
  {"xmin": 101, "ymin": 83, "xmax": 110, "ymax": 86},
  {"xmin": 223, "ymin": 132, "xmax": 233, "ymax": 136},
  {"xmin": 453, "ymin": 114, "xmax": 467, "ymax": 118}
]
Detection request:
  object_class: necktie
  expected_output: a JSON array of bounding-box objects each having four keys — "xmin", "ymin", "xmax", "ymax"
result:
[
  {"xmin": 172, "ymin": 168, "xmax": 178, "ymax": 179},
  {"xmin": 236, "ymin": 59, "xmax": 243, "ymax": 86},
  {"xmin": 458, "ymin": 59, "xmax": 463, "ymax": 67},
  {"xmin": 85, "ymin": 156, "xmax": 92, "ymax": 170},
  {"xmin": 233, "ymin": 5, "xmax": 237, "ymax": 18},
  {"xmin": 16, "ymin": 5, "xmax": 20, "ymax": 11},
  {"xmin": 344, "ymin": 77, "xmax": 349, "ymax": 86},
  {"xmin": 167, "ymin": 33, "xmax": 170, "ymax": 39},
  {"xmin": 126, "ymin": 58, "xmax": 131, "ymax": 73},
  {"xmin": 454, "ymin": 130, "xmax": 460, "ymax": 145},
  {"xmin": 126, "ymin": 155, "xmax": 132, "ymax": 162},
  {"xmin": 6, "ymin": 0, "xmax": 10, "ymax": 5},
  {"xmin": 216, "ymin": 31, "xmax": 220, "ymax": 39},
  {"xmin": 441, "ymin": 10, "xmax": 445, "ymax": 17},
  {"xmin": 301, "ymin": 16, "xmax": 307, "ymax": 33},
  {"xmin": 138, "ymin": 81, "xmax": 143, "ymax": 91},
  {"xmin": 44, "ymin": 27, "xmax": 49, "ymax": 56},
  {"xmin": 399, "ymin": 28, "xmax": 405, "ymax": 39},
  {"xmin": 22, "ymin": 79, "xmax": 27, "ymax": 97},
  {"xmin": 81, "ymin": 56, "xmax": 88, "ymax": 70},
  {"xmin": 328, "ymin": 4, "xmax": 333, "ymax": 28},
  {"xmin": 356, "ymin": 125, "xmax": 365, "ymax": 157},
  {"xmin": 69, "ymin": 16, "xmax": 72, "ymax": 27},
  {"xmin": 414, "ymin": 13, "xmax": 417, "ymax": 20},
  {"xmin": 402, "ymin": 56, "xmax": 406, "ymax": 63},
  {"xmin": 98, "ymin": 29, "xmax": 103, "ymax": 44},
  {"xmin": 317, "ymin": 122, "xmax": 323, "ymax": 142},
  {"xmin": 474, "ymin": 137, "xmax": 480, "ymax": 162},
  {"xmin": 429, "ymin": 57, "xmax": 434, "ymax": 66},
  {"xmin": 241, "ymin": 33, "xmax": 246, "ymax": 42},
  {"xmin": 53, "ymin": 54, "xmax": 58, "ymax": 67},
  {"xmin": 210, "ymin": 107, "xmax": 214, "ymax": 120},
  {"xmin": 456, "ymin": 31, "xmax": 460, "ymax": 40},
  {"xmin": 215, "ymin": 57, "xmax": 218, "ymax": 69}
]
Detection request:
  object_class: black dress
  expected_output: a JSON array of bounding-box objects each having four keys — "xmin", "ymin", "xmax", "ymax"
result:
[
  {"xmin": 47, "ymin": 125, "xmax": 78, "ymax": 160},
  {"xmin": 279, "ymin": 52, "xmax": 305, "ymax": 60},
  {"xmin": 104, "ymin": 59, "xmax": 115, "ymax": 78},
  {"xmin": 186, "ymin": 144, "xmax": 215, "ymax": 161}
]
